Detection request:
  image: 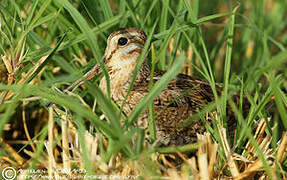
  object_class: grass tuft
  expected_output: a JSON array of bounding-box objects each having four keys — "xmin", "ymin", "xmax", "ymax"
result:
[{"xmin": 0, "ymin": 0, "xmax": 286, "ymax": 179}]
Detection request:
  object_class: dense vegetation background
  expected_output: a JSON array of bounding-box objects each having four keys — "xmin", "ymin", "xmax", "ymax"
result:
[{"xmin": 0, "ymin": 0, "xmax": 286, "ymax": 179}]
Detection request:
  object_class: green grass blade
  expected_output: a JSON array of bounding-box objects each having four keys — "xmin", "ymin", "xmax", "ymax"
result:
[
  {"xmin": 148, "ymin": 45, "xmax": 157, "ymax": 142},
  {"xmin": 269, "ymin": 75, "xmax": 287, "ymax": 129},
  {"xmin": 98, "ymin": 0, "xmax": 113, "ymax": 20},
  {"xmin": 25, "ymin": 0, "xmax": 39, "ymax": 25},
  {"xmin": 17, "ymin": 0, "xmax": 52, "ymax": 51},
  {"xmin": 58, "ymin": 0, "xmax": 111, "ymax": 97},
  {"xmin": 76, "ymin": 116, "xmax": 94, "ymax": 175},
  {"xmin": 86, "ymin": 83, "xmax": 122, "ymax": 133},
  {"xmin": 195, "ymin": 13, "xmax": 231, "ymax": 25},
  {"xmin": 142, "ymin": 0, "xmax": 159, "ymax": 26},
  {"xmin": 59, "ymin": 11, "xmax": 131, "ymax": 51},
  {"xmin": 135, "ymin": 128, "xmax": 144, "ymax": 154},
  {"xmin": 119, "ymin": 19, "xmax": 158, "ymax": 121},
  {"xmin": 127, "ymin": 53, "xmax": 186, "ymax": 125},
  {"xmin": 222, "ymin": 6, "xmax": 238, "ymax": 122},
  {"xmin": 24, "ymin": 33, "xmax": 66, "ymax": 84}
]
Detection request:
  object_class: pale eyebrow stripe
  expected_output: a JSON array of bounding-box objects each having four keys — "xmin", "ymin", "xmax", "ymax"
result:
[{"xmin": 128, "ymin": 32, "xmax": 141, "ymax": 36}]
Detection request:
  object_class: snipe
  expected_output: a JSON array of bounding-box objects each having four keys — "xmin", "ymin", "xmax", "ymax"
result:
[{"xmin": 66, "ymin": 27, "xmax": 247, "ymax": 146}]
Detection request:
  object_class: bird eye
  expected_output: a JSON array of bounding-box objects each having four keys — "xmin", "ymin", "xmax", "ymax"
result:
[{"xmin": 118, "ymin": 37, "xmax": 128, "ymax": 46}]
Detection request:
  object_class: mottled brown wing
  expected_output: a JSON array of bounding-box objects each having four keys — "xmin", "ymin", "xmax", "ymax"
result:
[
  {"xmin": 129, "ymin": 72, "xmax": 244, "ymax": 146},
  {"xmin": 149, "ymin": 72, "xmax": 222, "ymax": 145},
  {"xmin": 152, "ymin": 72, "xmax": 222, "ymax": 111}
]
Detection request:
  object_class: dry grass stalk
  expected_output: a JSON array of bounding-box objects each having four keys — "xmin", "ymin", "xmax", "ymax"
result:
[
  {"xmin": 207, "ymin": 135, "xmax": 218, "ymax": 178},
  {"xmin": 1, "ymin": 55, "xmax": 12, "ymax": 74},
  {"xmin": 236, "ymin": 118, "xmax": 287, "ymax": 179},
  {"xmin": 2, "ymin": 112, "xmax": 287, "ymax": 180},
  {"xmin": 189, "ymin": 157, "xmax": 199, "ymax": 178},
  {"xmin": 61, "ymin": 112, "xmax": 71, "ymax": 173},
  {"xmin": 244, "ymin": 118, "xmax": 267, "ymax": 160},
  {"xmin": 22, "ymin": 101, "xmax": 36, "ymax": 152},
  {"xmin": 197, "ymin": 134, "xmax": 210, "ymax": 180},
  {"xmin": 48, "ymin": 107, "xmax": 55, "ymax": 178},
  {"xmin": 4, "ymin": 54, "xmax": 49, "ymax": 101},
  {"xmin": 235, "ymin": 159, "xmax": 265, "ymax": 180},
  {"xmin": 167, "ymin": 168, "xmax": 182, "ymax": 180},
  {"xmin": 216, "ymin": 114, "xmax": 239, "ymax": 177},
  {"xmin": 277, "ymin": 132, "xmax": 287, "ymax": 163},
  {"xmin": 1, "ymin": 140, "xmax": 25, "ymax": 166}
]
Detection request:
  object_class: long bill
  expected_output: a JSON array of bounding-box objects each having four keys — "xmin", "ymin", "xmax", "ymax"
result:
[
  {"xmin": 46, "ymin": 63, "xmax": 102, "ymax": 108},
  {"xmin": 64, "ymin": 63, "xmax": 102, "ymax": 93}
]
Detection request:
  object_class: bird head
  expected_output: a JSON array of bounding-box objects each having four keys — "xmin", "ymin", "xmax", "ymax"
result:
[{"xmin": 103, "ymin": 28, "xmax": 147, "ymax": 71}]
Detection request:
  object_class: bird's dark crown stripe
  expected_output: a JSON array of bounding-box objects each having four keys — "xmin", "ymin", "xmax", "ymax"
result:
[{"xmin": 109, "ymin": 28, "xmax": 147, "ymax": 41}]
